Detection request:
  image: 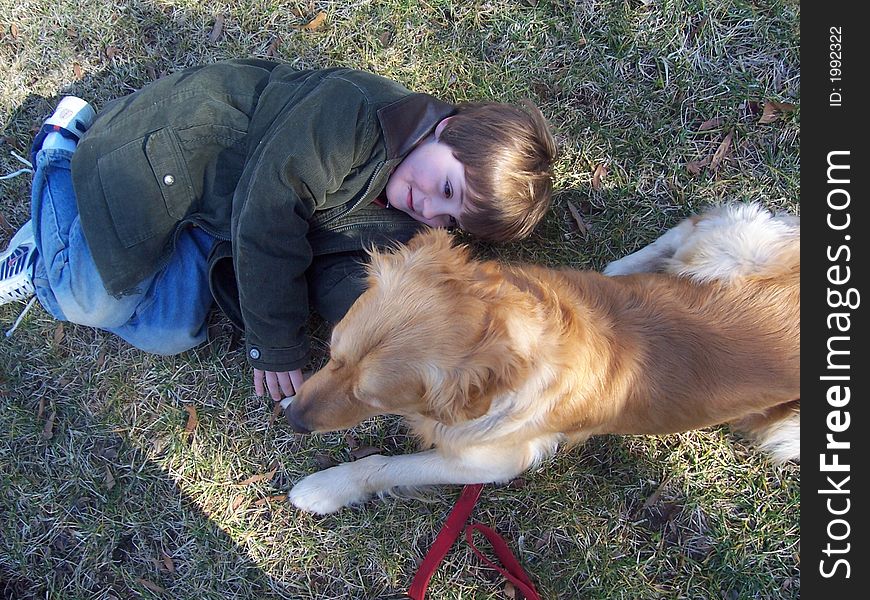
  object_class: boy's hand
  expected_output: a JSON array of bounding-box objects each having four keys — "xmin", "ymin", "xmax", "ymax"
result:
[{"xmin": 254, "ymin": 368, "xmax": 305, "ymax": 401}]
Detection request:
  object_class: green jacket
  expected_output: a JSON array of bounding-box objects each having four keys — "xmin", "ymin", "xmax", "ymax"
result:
[{"xmin": 70, "ymin": 59, "xmax": 454, "ymax": 371}]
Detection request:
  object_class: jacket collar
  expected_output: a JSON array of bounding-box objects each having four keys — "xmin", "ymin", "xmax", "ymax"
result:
[{"xmin": 377, "ymin": 93, "xmax": 456, "ymax": 160}]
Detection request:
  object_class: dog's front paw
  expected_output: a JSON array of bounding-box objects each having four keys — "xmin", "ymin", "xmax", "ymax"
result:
[{"xmin": 289, "ymin": 464, "xmax": 372, "ymax": 514}]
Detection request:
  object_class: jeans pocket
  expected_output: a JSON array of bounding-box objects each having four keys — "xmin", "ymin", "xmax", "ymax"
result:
[{"xmin": 97, "ymin": 128, "xmax": 195, "ymax": 248}]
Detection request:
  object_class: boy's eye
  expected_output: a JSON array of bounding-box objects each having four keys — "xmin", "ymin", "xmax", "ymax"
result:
[{"xmin": 443, "ymin": 180, "xmax": 453, "ymax": 199}]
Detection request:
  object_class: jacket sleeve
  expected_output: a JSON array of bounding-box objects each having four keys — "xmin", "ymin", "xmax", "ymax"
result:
[{"xmin": 231, "ymin": 75, "xmax": 379, "ymax": 371}]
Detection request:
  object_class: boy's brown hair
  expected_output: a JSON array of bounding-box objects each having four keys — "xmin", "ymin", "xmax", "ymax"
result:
[{"xmin": 438, "ymin": 101, "xmax": 556, "ymax": 242}]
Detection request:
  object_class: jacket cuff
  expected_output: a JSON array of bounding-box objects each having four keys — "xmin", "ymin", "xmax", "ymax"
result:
[{"xmin": 245, "ymin": 339, "xmax": 310, "ymax": 372}]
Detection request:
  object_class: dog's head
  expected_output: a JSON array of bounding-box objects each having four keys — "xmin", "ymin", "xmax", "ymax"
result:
[{"xmin": 285, "ymin": 229, "xmax": 534, "ymax": 434}]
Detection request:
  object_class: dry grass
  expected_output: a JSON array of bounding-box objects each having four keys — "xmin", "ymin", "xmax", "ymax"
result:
[{"xmin": 1, "ymin": 1, "xmax": 799, "ymax": 598}]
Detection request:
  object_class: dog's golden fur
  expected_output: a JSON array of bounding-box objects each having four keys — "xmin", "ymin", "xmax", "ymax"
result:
[{"xmin": 285, "ymin": 203, "xmax": 800, "ymax": 514}]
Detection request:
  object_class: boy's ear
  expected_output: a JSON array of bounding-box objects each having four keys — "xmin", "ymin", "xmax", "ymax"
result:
[{"xmin": 434, "ymin": 116, "xmax": 453, "ymax": 140}]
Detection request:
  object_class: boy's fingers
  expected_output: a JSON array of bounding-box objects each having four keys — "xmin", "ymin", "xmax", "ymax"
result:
[
  {"xmin": 277, "ymin": 371, "xmax": 294, "ymax": 397},
  {"xmin": 288, "ymin": 370, "xmax": 305, "ymax": 396},
  {"xmin": 254, "ymin": 368, "xmax": 265, "ymax": 396}
]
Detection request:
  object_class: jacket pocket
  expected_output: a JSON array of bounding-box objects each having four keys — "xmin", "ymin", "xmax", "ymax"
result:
[{"xmin": 97, "ymin": 128, "xmax": 196, "ymax": 248}]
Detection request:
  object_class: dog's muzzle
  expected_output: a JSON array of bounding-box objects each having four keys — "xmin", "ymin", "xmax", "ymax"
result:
[{"xmin": 280, "ymin": 396, "xmax": 311, "ymax": 434}]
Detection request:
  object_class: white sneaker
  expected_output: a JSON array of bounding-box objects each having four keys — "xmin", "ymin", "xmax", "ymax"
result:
[
  {"xmin": 0, "ymin": 220, "xmax": 37, "ymax": 305},
  {"xmin": 30, "ymin": 96, "xmax": 96, "ymax": 162}
]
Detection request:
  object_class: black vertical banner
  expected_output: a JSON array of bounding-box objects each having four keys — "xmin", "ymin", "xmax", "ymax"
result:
[{"xmin": 802, "ymin": 4, "xmax": 867, "ymax": 597}]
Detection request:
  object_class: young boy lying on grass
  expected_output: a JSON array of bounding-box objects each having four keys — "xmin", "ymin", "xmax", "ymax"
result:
[{"xmin": 1, "ymin": 59, "xmax": 556, "ymax": 400}]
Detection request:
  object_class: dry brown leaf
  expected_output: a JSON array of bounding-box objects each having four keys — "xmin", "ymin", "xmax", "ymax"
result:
[
  {"xmin": 302, "ymin": 11, "xmax": 327, "ymax": 31},
  {"xmin": 236, "ymin": 467, "xmax": 277, "ymax": 487},
  {"xmin": 269, "ymin": 400, "xmax": 283, "ymax": 426},
  {"xmin": 591, "ymin": 163, "xmax": 608, "ymax": 190},
  {"xmin": 105, "ymin": 45, "xmax": 119, "ymax": 60},
  {"xmin": 9, "ymin": 23, "xmax": 19, "ymax": 38},
  {"xmin": 104, "ymin": 466, "xmax": 115, "ymax": 491},
  {"xmin": 37, "ymin": 396, "xmax": 46, "ymax": 420},
  {"xmin": 642, "ymin": 475, "xmax": 671, "ymax": 510},
  {"xmin": 349, "ymin": 446, "xmax": 381, "ymax": 460},
  {"xmin": 253, "ymin": 494, "xmax": 287, "ymax": 507},
  {"xmin": 686, "ymin": 155, "xmax": 711, "ymax": 175},
  {"xmin": 229, "ymin": 494, "xmax": 246, "ymax": 512},
  {"xmin": 503, "ymin": 581, "xmax": 517, "ymax": 599},
  {"xmin": 53, "ymin": 323, "xmax": 65, "ymax": 345},
  {"xmin": 759, "ymin": 101, "xmax": 797, "ymax": 124},
  {"xmin": 698, "ymin": 116, "xmax": 724, "ymax": 132},
  {"xmin": 137, "ymin": 578, "xmax": 165, "ymax": 594},
  {"xmin": 209, "ymin": 15, "xmax": 225, "ymax": 43},
  {"xmin": 161, "ymin": 551, "xmax": 175, "ymax": 573},
  {"xmin": 72, "ymin": 63, "xmax": 83, "ymax": 79},
  {"xmin": 709, "ymin": 130, "xmax": 733, "ymax": 171},
  {"xmin": 266, "ymin": 36, "xmax": 281, "ymax": 57},
  {"xmin": 379, "ymin": 30, "xmax": 392, "ymax": 47},
  {"xmin": 183, "ymin": 404, "xmax": 198, "ymax": 436},
  {"xmin": 42, "ymin": 410, "xmax": 56, "ymax": 440},
  {"xmin": 566, "ymin": 201, "xmax": 588, "ymax": 235}
]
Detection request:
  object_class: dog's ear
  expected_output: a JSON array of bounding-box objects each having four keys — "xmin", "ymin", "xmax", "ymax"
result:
[{"xmin": 421, "ymin": 305, "xmax": 533, "ymax": 426}]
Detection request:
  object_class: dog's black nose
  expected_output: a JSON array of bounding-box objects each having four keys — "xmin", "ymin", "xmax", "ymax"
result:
[{"xmin": 283, "ymin": 406, "xmax": 311, "ymax": 434}]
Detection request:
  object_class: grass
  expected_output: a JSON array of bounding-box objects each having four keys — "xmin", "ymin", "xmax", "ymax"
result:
[{"xmin": 1, "ymin": 0, "xmax": 800, "ymax": 598}]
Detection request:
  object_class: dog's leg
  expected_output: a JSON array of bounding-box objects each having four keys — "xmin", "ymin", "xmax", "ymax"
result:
[
  {"xmin": 288, "ymin": 443, "xmax": 539, "ymax": 514},
  {"xmin": 604, "ymin": 218, "xmax": 697, "ymax": 275}
]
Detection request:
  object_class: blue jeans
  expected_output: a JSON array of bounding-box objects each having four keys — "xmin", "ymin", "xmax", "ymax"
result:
[{"xmin": 30, "ymin": 148, "xmax": 217, "ymax": 354}]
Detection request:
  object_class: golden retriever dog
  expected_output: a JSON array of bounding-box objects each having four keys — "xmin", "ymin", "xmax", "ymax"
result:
[{"xmin": 284, "ymin": 202, "xmax": 800, "ymax": 514}]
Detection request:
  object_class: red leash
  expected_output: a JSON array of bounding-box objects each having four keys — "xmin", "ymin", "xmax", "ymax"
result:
[{"xmin": 407, "ymin": 484, "xmax": 541, "ymax": 600}]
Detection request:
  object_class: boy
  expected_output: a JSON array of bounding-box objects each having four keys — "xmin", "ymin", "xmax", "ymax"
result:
[{"xmin": 0, "ymin": 59, "xmax": 556, "ymax": 401}]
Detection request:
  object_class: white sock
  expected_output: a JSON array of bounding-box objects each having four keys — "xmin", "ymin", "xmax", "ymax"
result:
[{"xmin": 41, "ymin": 131, "xmax": 77, "ymax": 153}]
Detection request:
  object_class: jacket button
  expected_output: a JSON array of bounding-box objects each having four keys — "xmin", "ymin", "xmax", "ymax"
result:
[
  {"xmin": 249, "ymin": 348, "xmax": 260, "ymax": 360},
  {"xmin": 163, "ymin": 174, "xmax": 175, "ymax": 186}
]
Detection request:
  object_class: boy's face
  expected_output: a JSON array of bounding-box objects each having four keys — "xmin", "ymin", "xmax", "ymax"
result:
[{"xmin": 385, "ymin": 120, "xmax": 467, "ymax": 229}]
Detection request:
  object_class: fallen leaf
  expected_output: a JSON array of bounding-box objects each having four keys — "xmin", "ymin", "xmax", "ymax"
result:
[
  {"xmin": 42, "ymin": 411, "xmax": 56, "ymax": 440},
  {"xmin": 161, "ymin": 551, "xmax": 175, "ymax": 573},
  {"xmin": 53, "ymin": 323, "xmax": 65, "ymax": 345},
  {"xmin": 266, "ymin": 36, "xmax": 281, "ymax": 57},
  {"xmin": 183, "ymin": 404, "xmax": 198, "ymax": 437},
  {"xmin": 236, "ymin": 467, "xmax": 277, "ymax": 487},
  {"xmin": 314, "ymin": 453, "xmax": 338, "ymax": 469},
  {"xmin": 641, "ymin": 475, "xmax": 671, "ymax": 510},
  {"xmin": 686, "ymin": 155, "xmax": 711, "ymax": 175},
  {"xmin": 566, "ymin": 200, "xmax": 589, "ymax": 235},
  {"xmin": 10, "ymin": 23, "xmax": 19, "ymax": 38},
  {"xmin": 344, "ymin": 432, "xmax": 360, "ymax": 450},
  {"xmin": 591, "ymin": 163, "xmax": 608, "ymax": 190},
  {"xmin": 136, "ymin": 578, "xmax": 165, "ymax": 594},
  {"xmin": 709, "ymin": 130, "xmax": 733, "ymax": 171},
  {"xmin": 229, "ymin": 494, "xmax": 246, "ymax": 512},
  {"xmin": 96, "ymin": 348, "xmax": 107, "ymax": 369},
  {"xmin": 302, "ymin": 11, "xmax": 327, "ymax": 31},
  {"xmin": 379, "ymin": 30, "xmax": 392, "ymax": 47},
  {"xmin": 503, "ymin": 581, "xmax": 517, "ymax": 599},
  {"xmin": 269, "ymin": 400, "xmax": 283, "ymax": 426},
  {"xmin": 349, "ymin": 446, "xmax": 381, "ymax": 460},
  {"xmin": 759, "ymin": 100, "xmax": 797, "ymax": 124},
  {"xmin": 209, "ymin": 15, "xmax": 225, "ymax": 43},
  {"xmin": 37, "ymin": 397, "xmax": 46, "ymax": 420},
  {"xmin": 253, "ymin": 494, "xmax": 287, "ymax": 506},
  {"xmin": 104, "ymin": 466, "xmax": 116, "ymax": 491},
  {"xmin": 698, "ymin": 116, "xmax": 724, "ymax": 131},
  {"xmin": 105, "ymin": 45, "xmax": 119, "ymax": 60},
  {"xmin": 72, "ymin": 63, "xmax": 83, "ymax": 79}
]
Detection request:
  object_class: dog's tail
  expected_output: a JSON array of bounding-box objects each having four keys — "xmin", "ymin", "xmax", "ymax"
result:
[{"xmin": 731, "ymin": 399, "xmax": 800, "ymax": 463}]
